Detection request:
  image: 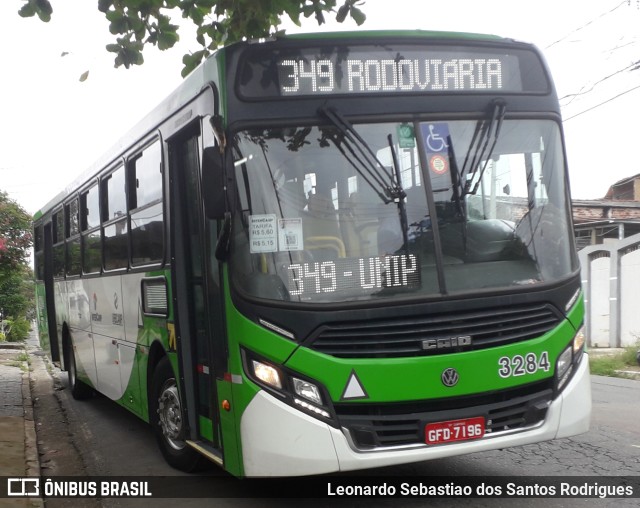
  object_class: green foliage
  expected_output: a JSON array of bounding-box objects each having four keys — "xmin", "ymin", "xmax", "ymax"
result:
[
  {"xmin": 588, "ymin": 355, "xmax": 626, "ymax": 377},
  {"xmin": 18, "ymin": 0, "xmax": 367, "ymax": 76},
  {"xmin": 0, "ymin": 191, "xmax": 32, "ymax": 269},
  {"xmin": 5, "ymin": 317, "xmax": 32, "ymax": 343},
  {"xmin": 589, "ymin": 343, "xmax": 640, "ymax": 378},
  {"xmin": 0, "ymin": 191, "xmax": 34, "ymax": 342},
  {"xmin": 18, "ymin": 0, "xmax": 53, "ymax": 22}
]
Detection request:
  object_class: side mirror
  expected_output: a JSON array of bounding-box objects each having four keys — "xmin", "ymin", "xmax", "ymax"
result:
[{"xmin": 202, "ymin": 146, "xmax": 226, "ymax": 219}]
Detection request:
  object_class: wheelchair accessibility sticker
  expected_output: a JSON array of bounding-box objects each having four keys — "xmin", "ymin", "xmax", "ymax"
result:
[{"xmin": 422, "ymin": 122, "xmax": 451, "ymax": 175}]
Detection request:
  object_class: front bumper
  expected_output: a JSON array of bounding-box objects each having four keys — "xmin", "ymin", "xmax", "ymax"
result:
[{"xmin": 240, "ymin": 352, "xmax": 591, "ymax": 476}]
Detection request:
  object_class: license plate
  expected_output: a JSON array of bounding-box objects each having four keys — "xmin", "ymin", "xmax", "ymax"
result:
[{"xmin": 425, "ymin": 416, "xmax": 485, "ymax": 445}]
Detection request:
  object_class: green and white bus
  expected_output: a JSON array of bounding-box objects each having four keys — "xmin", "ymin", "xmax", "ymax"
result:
[{"xmin": 33, "ymin": 30, "xmax": 591, "ymax": 476}]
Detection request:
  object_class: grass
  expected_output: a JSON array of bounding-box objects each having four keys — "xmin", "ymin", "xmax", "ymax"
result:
[
  {"xmin": 0, "ymin": 351, "xmax": 30, "ymax": 372},
  {"xmin": 589, "ymin": 343, "xmax": 640, "ymax": 377},
  {"xmin": 15, "ymin": 351, "xmax": 30, "ymax": 364}
]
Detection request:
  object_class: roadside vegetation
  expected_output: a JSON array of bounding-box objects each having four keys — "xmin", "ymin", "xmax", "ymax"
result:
[
  {"xmin": 589, "ymin": 343, "xmax": 640, "ymax": 378},
  {"xmin": 0, "ymin": 190, "xmax": 34, "ymax": 342}
]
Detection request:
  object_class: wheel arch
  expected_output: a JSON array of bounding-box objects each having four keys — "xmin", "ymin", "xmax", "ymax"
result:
[
  {"xmin": 61, "ymin": 322, "xmax": 72, "ymax": 372},
  {"xmin": 147, "ymin": 339, "xmax": 169, "ymax": 403}
]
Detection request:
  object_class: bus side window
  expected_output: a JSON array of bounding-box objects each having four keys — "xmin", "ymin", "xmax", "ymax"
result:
[
  {"xmin": 64, "ymin": 199, "xmax": 81, "ymax": 276},
  {"xmin": 52, "ymin": 209, "xmax": 65, "ymax": 278},
  {"xmin": 81, "ymin": 184, "xmax": 101, "ymax": 274},
  {"xmin": 102, "ymin": 165, "xmax": 128, "ymax": 271},
  {"xmin": 129, "ymin": 139, "xmax": 164, "ymax": 266},
  {"xmin": 34, "ymin": 224, "xmax": 44, "ymax": 281}
]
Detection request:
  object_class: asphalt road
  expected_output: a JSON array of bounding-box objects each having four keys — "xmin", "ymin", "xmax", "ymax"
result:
[{"xmin": 30, "ymin": 352, "xmax": 640, "ymax": 508}]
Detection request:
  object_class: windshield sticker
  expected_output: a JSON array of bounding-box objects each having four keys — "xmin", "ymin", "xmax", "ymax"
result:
[
  {"xmin": 422, "ymin": 122, "xmax": 452, "ymax": 176},
  {"xmin": 397, "ymin": 124, "xmax": 415, "ymax": 149},
  {"xmin": 249, "ymin": 214, "xmax": 277, "ymax": 253},
  {"xmin": 423, "ymin": 123, "xmax": 450, "ymax": 153},
  {"xmin": 429, "ymin": 154, "xmax": 449, "ymax": 175},
  {"xmin": 278, "ymin": 218, "xmax": 304, "ymax": 251}
]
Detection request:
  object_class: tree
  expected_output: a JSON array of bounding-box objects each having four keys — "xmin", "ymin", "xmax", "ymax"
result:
[
  {"xmin": 0, "ymin": 191, "xmax": 34, "ymax": 341},
  {"xmin": 18, "ymin": 0, "xmax": 366, "ymax": 77}
]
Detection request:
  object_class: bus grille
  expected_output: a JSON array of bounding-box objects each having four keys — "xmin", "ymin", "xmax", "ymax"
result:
[
  {"xmin": 308, "ymin": 303, "xmax": 562, "ymax": 358},
  {"xmin": 334, "ymin": 381, "xmax": 553, "ymax": 449}
]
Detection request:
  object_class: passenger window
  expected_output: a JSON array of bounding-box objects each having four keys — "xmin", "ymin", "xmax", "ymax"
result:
[
  {"xmin": 102, "ymin": 165, "xmax": 128, "ymax": 271},
  {"xmin": 52, "ymin": 210, "xmax": 65, "ymax": 278},
  {"xmin": 103, "ymin": 165, "xmax": 126, "ymax": 221},
  {"xmin": 65, "ymin": 199, "xmax": 80, "ymax": 238},
  {"xmin": 81, "ymin": 185, "xmax": 100, "ymax": 231},
  {"xmin": 130, "ymin": 140, "xmax": 162, "ymax": 210},
  {"xmin": 129, "ymin": 140, "xmax": 164, "ymax": 265},
  {"xmin": 65, "ymin": 199, "xmax": 81, "ymax": 276},
  {"xmin": 81, "ymin": 184, "xmax": 101, "ymax": 274},
  {"xmin": 34, "ymin": 224, "xmax": 44, "ymax": 281}
]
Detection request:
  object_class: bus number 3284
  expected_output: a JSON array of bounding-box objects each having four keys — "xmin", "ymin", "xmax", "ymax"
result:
[{"xmin": 498, "ymin": 351, "xmax": 550, "ymax": 378}]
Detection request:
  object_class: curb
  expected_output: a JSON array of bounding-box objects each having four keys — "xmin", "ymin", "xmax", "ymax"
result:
[
  {"xmin": 23, "ymin": 341, "xmax": 44, "ymax": 508},
  {"xmin": 23, "ymin": 366, "xmax": 41, "ymax": 478},
  {"xmin": 0, "ymin": 342, "xmax": 26, "ymax": 350},
  {"xmin": 613, "ymin": 370, "xmax": 640, "ymax": 380}
]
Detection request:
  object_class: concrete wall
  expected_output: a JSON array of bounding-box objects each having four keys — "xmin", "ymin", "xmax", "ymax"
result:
[{"xmin": 579, "ymin": 233, "xmax": 640, "ymax": 348}]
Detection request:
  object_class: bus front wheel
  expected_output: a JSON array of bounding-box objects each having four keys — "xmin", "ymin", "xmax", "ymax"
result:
[{"xmin": 150, "ymin": 357, "xmax": 204, "ymax": 472}]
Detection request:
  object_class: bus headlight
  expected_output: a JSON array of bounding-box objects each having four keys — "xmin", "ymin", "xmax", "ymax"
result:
[
  {"xmin": 573, "ymin": 326, "xmax": 586, "ymax": 355},
  {"xmin": 242, "ymin": 348, "xmax": 335, "ymax": 424},
  {"xmin": 251, "ymin": 360, "xmax": 282, "ymax": 389},
  {"xmin": 556, "ymin": 324, "xmax": 585, "ymax": 391},
  {"xmin": 292, "ymin": 377, "xmax": 322, "ymax": 405},
  {"xmin": 556, "ymin": 345, "xmax": 573, "ymax": 389}
]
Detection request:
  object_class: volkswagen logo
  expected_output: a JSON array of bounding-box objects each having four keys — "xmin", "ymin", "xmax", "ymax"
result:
[{"xmin": 441, "ymin": 368, "xmax": 459, "ymax": 387}]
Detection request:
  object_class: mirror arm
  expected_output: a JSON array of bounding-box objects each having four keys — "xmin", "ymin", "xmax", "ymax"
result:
[{"xmin": 215, "ymin": 212, "xmax": 232, "ymax": 261}]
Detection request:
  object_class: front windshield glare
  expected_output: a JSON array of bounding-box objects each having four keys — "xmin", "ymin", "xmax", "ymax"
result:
[{"xmin": 230, "ymin": 120, "xmax": 575, "ymax": 303}]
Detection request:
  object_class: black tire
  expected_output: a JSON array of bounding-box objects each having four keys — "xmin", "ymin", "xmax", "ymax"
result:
[
  {"xmin": 150, "ymin": 357, "xmax": 204, "ymax": 472},
  {"xmin": 67, "ymin": 342, "xmax": 94, "ymax": 400}
]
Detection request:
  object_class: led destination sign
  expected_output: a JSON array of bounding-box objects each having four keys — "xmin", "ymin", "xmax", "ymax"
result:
[
  {"xmin": 238, "ymin": 43, "xmax": 546, "ymax": 98},
  {"xmin": 279, "ymin": 56, "xmax": 506, "ymax": 95},
  {"xmin": 287, "ymin": 254, "xmax": 421, "ymax": 298}
]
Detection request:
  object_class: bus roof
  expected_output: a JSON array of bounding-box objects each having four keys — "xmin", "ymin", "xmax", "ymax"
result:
[{"xmin": 34, "ymin": 29, "xmax": 526, "ymax": 220}]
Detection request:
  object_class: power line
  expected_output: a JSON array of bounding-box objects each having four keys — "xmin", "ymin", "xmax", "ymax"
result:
[
  {"xmin": 559, "ymin": 61, "xmax": 640, "ymax": 106},
  {"xmin": 545, "ymin": 0, "xmax": 628, "ymax": 49},
  {"xmin": 563, "ymin": 82, "xmax": 640, "ymax": 121}
]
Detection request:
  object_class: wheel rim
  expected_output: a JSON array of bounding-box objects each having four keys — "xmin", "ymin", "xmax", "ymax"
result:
[{"xmin": 157, "ymin": 378, "xmax": 186, "ymax": 451}]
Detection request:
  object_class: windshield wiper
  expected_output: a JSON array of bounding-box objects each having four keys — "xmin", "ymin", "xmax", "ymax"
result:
[
  {"xmin": 462, "ymin": 99, "xmax": 507, "ymax": 196},
  {"xmin": 387, "ymin": 133, "xmax": 410, "ymax": 255},
  {"xmin": 319, "ymin": 106, "xmax": 405, "ymax": 204},
  {"xmin": 319, "ymin": 106, "xmax": 410, "ymax": 253}
]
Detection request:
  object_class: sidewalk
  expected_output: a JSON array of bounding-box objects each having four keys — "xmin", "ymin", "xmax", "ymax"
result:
[{"xmin": 0, "ymin": 330, "xmax": 42, "ymax": 507}]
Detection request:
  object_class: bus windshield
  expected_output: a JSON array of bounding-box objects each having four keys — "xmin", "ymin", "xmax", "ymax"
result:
[{"xmin": 230, "ymin": 118, "xmax": 574, "ymax": 303}]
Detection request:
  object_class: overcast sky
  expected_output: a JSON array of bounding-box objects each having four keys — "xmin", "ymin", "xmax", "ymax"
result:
[{"xmin": 1, "ymin": 0, "xmax": 639, "ymax": 214}]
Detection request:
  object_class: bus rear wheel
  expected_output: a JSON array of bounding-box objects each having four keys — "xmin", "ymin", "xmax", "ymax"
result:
[
  {"xmin": 67, "ymin": 342, "xmax": 93, "ymax": 400},
  {"xmin": 150, "ymin": 357, "xmax": 204, "ymax": 472}
]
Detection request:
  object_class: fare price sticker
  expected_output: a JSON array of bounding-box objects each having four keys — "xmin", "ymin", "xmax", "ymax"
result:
[{"xmin": 249, "ymin": 214, "xmax": 277, "ymax": 253}]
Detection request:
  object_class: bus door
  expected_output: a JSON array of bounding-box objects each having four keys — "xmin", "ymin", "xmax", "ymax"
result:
[
  {"xmin": 169, "ymin": 123, "xmax": 223, "ymax": 453},
  {"xmin": 42, "ymin": 221, "xmax": 61, "ymax": 363}
]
